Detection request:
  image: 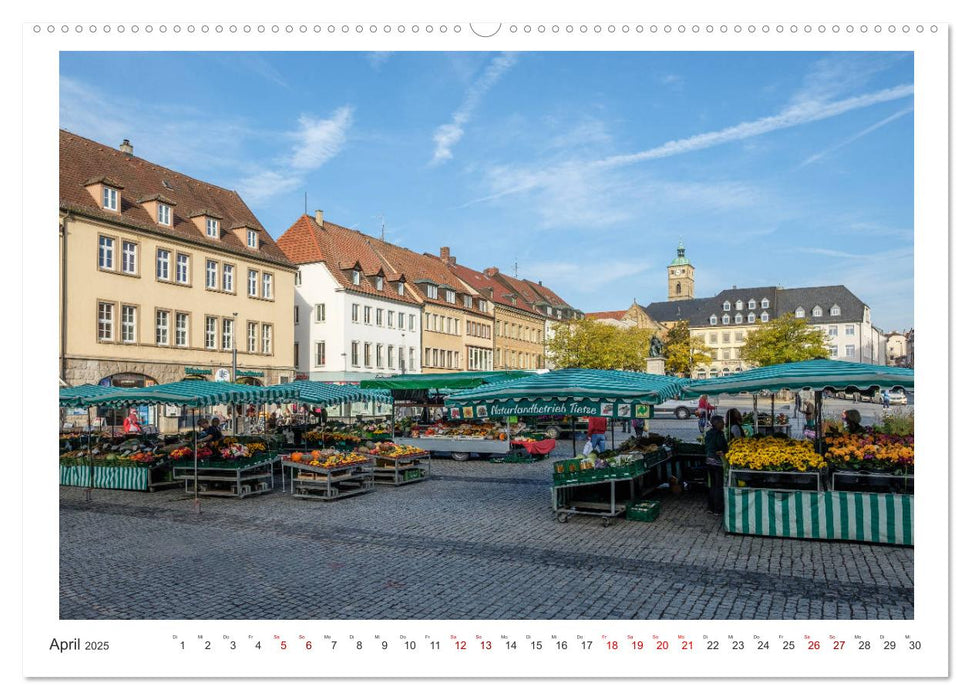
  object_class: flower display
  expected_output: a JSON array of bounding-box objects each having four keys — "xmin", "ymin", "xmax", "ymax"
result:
[
  {"xmin": 726, "ymin": 437, "xmax": 825, "ymax": 472},
  {"xmin": 824, "ymin": 433, "xmax": 914, "ymax": 474}
]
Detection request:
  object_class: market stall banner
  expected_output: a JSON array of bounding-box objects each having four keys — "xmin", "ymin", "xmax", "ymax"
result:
[
  {"xmin": 76, "ymin": 379, "xmax": 300, "ymax": 408},
  {"xmin": 361, "ymin": 370, "xmax": 531, "ymax": 391},
  {"xmin": 444, "ymin": 368, "xmax": 687, "ymax": 417},
  {"xmin": 58, "ymin": 383, "xmax": 118, "ymax": 407},
  {"xmin": 683, "ymin": 359, "xmax": 914, "ymax": 397},
  {"xmin": 289, "ymin": 380, "xmax": 392, "ymax": 407}
]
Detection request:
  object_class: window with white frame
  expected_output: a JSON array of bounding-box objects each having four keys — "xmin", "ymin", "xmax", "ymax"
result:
[
  {"xmin": 445, "ymin": 289, "xmax": 456, "ymax": 304},
  {"xmin": 175, "ymin": 312, "xmax": 189, "ymax": 347},
  {"xmin": 409, "ymin": 347, "xmax": 415, "ymax": 370},
  {"xmin": 97, "ymin": 301, "xmax": 114, "ymax": 341},
  {"xmin": 157, "ymin": 203, "xmax": 172, "ymax": 226},
  {"xmin": 735, "ymin": 331, "xmax": 744, "ymax": 342},
  {"xmin": 102, "ymin": 186, "xmax": 119, "ymax": 211},
  {"xmin": 709, "ymin": 332, "xmax": 718, "ymax": 344},
  {"xmin": 261, "ymin": 324, "xmax": 272, "ymax": 354},
  {"xmin": 121, "ymin": 305, "xmax": 136, "ymax": 343},
  {"xmin": 98, "ymin": 236, "xmax": 115, "ymax": 270},
  {"xmin": 760, "ymin": 311, "xmax": 769, "ymax": 322},
  {"xmin": 376, "ymin": 309, "xmax": 383, "ymax": 327},
  {"xmin": 722, "ymin": 332, "xmax": 731, "ymax": 343},
  {"xmin": 156, "ymin": 249, "xmax": 170, "ymax": 280},
  {"xmin": 155, "ymin": 309, "xmax": 170, "ymax": 345},
  {"xmin": 845, "ymin": 325, "xmax": 855, "ymax": 336},
  {"xmin": 397, "ymin": 281, "xmax": 405, "ymax": 295},
  {"xmin": 463, "ymin": 295, "xmax": 472, "ymax": 309},
  {"xmin": 120, "ymin": 241, "xmax": 137, "ymax": 274},
  {"xmin": 247, "ymin": 229, "xmax": 258, "ymax": 248},
  {"xmin": 315, "ymin": 304, "xmax": 326, "ymax": 322},
  {"xmin": 828, "ymin": 325, "xmax": 838, "ymax": 336},
  {"xmin": 748, "ymin": 299, "xmax": 756, "ymax": 309},
  {"xmin": 735, "ymin": 300, "xmax": 743, "ymax": 311},
  {"xmin": 351, "ymin": 270, "xmax": 361, "ymax": 285},
  {"xmin": 364, "ymin": 306, "xmax": 372, "ymax": 324},
  {"xmin": 394, "ymin": 312, "xmax": 402, "ymax": 329},
  {"xmin": 205, "ymin": 217, "xmax": 219, "ymax": 238},
  {"xmin": 246, "ymin": 322, "xmax": 257, "ymax": 353},
  {"xmin": 388, "ymin": 345, "xmax": 395, "ymax": 368},
  {"xmin": 761, "ymin": 298, "xmax": 770, "ymax": 308},
  {"xmin": 830, "ymin": 305, "xmax": 841, "ymax": 316},
  {"xmin": 248, "ymin": 270, "xmax": 258, "ymax": 297},
  {"xmin": 376, "ymin": 343, "xmax": 384, "ymax": 368},
  {"xmin": 409, "ymin": 314, "xmax": 416, "ymax": 331},
  {"xmin": 734, "ymin": 313, "xmax": 742, "ymax": 324},
  {"xmin": 794, "ymin": 306, "xmax": 805, "ymax": 318},
  {"xmin": 205, "ymin": 316, "xmax": 217, "ymax": 349},
  {"xmin": 351, "ymin": 341, "xmax": 360, "ymax": 367},
  {"xmin": 315, "ymin": 342, "xmax": 326, "ymax": 366},
  {"xmin": 812, "ymin": 305, "xmax": 823, "ymax": 317},
  {"xmin": 222, "ymin": 263, "xmax": 234, "ymax": 292},
  {"xmin": 262, "ymin": 272, "xmax": 273, "ymax": 299},
  {"xmin": 709, "ymin": 315, "xmax": 717, "ymax": 325},
  {"xmin": 845, "ymin": 344, "xmax": 856, "ymax": 357},
  {"xmin": 175, "ymin": 253, "xmax": 189, "ymax": 284},
  {"xmin": 375, "ymin": 276, "xmax": 384, "ymax": 291},
  {"xmin": 722, "ymin": 314, "xmax": 730, "ymax": 324},
  {"xmin": 426, "ymin": 284, "xmax": 438, "ymax": 299},
  {"xmin": 386, "ymin": 309, "xmax": 394, "ymax": 328},
  {"xmin": 479, "ymin": 299, "xmax": 487, "ymax": 312},
  {"xmin": 722, "ymin": 301, "xmax": 731, "ymax": 311},
  {"xmin": 222, "ymin": 318, "xmax": 234, "ymax": 350},
  {"xmin": 205, "ymin": 260, "xmax": 218, "ymax": 289},
  {"xmin": 747, "ymin": 312, "xmax": 755, "ymax": 323},
  {"xmin": 351, "ymin": 304, "xmax": 359, "ymax": 323}
]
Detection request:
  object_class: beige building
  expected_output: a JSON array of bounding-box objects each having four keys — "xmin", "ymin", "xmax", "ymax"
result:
[{"xmin": 59, "ymin": 131, "xmax": 296, "ymax": 420}]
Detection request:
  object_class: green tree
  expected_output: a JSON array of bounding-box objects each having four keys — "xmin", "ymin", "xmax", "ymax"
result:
[
  {"xmin": 740, "ymin": 313, "xmax": 830, "ymax": 366},
  {"xmin": 548, "ymin": 319, "xmax": 657, "ymax": 371},
  {"xmin": 662, "ymin": 320, "xmax": 713, "ymax": 376}
]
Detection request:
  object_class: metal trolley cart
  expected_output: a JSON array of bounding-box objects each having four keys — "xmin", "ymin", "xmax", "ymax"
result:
[
  {"xmin": 283, "ymin": 458, "xmax": 375, "ymax": 501},
  {"xmin": 551, "ymin": 449, "xmax": 670, "ymax": 526},
  {"xmin": 372, "ymin": 452, "xmax": 431, "ymax": 486},
  {"xmin": 172, "ymin": 457, "xmax": 277, "ymax": 499},
  {"xmin": 397, "ymin": 436, "xmax": 509, "ymax": 461}
]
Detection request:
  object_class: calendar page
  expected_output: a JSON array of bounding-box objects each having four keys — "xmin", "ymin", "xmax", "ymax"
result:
[{"xmin": 19, "ymin": 0, "xmax": 953, "ymax": 689}]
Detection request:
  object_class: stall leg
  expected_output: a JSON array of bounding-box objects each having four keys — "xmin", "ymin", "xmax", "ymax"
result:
[
  {"xmin": 193, "ymin": 409, "xmax": 201, "ymax": 514},
  {"xmin": 571, "ymin": 416, "xmax": 576, "ymax": 457},
  {"xmin": 85, "ymin": 411, "xmax": 93, "ymax": 501}
]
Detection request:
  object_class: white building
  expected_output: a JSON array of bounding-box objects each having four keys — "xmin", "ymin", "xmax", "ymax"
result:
[{"xmin": 278, "ymin": 212, "xmax": 422, "ymax": 382}]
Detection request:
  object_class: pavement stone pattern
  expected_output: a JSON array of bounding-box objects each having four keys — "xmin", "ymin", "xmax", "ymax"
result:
[{"xmin": 59, "ymin": 422, "xmax": 914, "ymax": 621}]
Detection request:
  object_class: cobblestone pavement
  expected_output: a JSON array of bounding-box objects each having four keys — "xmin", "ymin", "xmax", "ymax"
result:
[{"xmin": 59, "ymin": 432, "xmax": 914, "ymax": 621}]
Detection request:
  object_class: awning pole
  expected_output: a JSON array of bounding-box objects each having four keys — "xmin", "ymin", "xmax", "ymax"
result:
[
  {"xmin": 571, "ymin": 415, "xmax": 576, "ymax": 457},
  {"xmin": 193, "ymin": 408, "xmax": 200, "ymax": 514},
  {"xmin": 771, "ymin": 393, "xmax": 776, "ymax": 432},
  {"xmin": 814, "ymin": 390, "xmax": 823, "ymax": 455},
  {"xmin": 86, "ymin": 410, "xmax": 93, "ymax": 500}
]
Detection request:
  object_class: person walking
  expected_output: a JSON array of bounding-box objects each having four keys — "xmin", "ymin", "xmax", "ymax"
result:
[
  {"xmin": 881, "ymin": 390, "xmax": 891, "ymax": 409},
  {"xmin": 704, "ymin": 415, "xmax": 729, "ymax": 514},
  {"xmin": 586, "ymin": 416, "xmax": 608, "ymax": 454},
  {"xmin": 697, "ymin": 394, "xmax": 715, "ymax": 434},
  {"xmin": 631, "ymin": 417, "xmax": 645, "ymax": 439}
]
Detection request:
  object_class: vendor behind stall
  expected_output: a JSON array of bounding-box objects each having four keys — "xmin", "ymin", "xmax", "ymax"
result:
[{"xmin": 704, "ymin": 415, "xmax": 728, "ymax": 514}]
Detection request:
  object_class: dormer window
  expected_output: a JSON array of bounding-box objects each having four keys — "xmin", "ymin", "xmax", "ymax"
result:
[
  {"xmin": 747, "ymin": 312, "xmax": 755, "ymax": 323},
  {"xmin": 721, "ymin": 301, "xmax": 730, "ymax": 311},
  {"xmin": 761, "ymin": 298, "xmax": 770, "ymax": 309},
  {"xmin": 748, "ymin": 299, "xmax": 756, "ymax": 310},
  {"xmin": 734, "ymin": 313, "xmax": 743, "ymax": 324},
  {"xmin": 795, "ymin": 306, "xmax": 805, "ymax": 318},
  {"xmin": 206, "ymin": 217, "xmax": 219, "ymax": 238},
  {"xmin": 812, "ymin": 305, "xmax": 823, "ymax": 317},
  {"xmin": 478, "ymin": 299, "xmax": 487, "ymax": 313},
  {"xmin": 375, "ymin": 276, "xmax": 384, "ymax": 291},
  {"xmin": 157, "ymin": 203, "xmax": 172, "ymax": 226},
  {"xmin": 722, "ymin": 314, "xmax": 730, "ymax": 324},
  {"xmin": 761, "ymin": 311, "xmax": 770, "ymax": 322},
  {"xmin": 102, "ymin": 186, "xmax": 119, "ymax": 211},
  {"xmin": 445, "ymin": 290, "xmax": 456, "ymax": 304},
  {"xmin": 709, "ymin": 315, "xmax": 718, "ymax": 325},
  {"xmin": 426, "ymin": 284, "xmax": 438, "ymax": 299},
  {"xmin": 463, "ymin": 294, "xmax": 472, "ymax": 309},
  {"xmin": 246, "ymin": 229, "xmax": 258, "ymax": 248},
  {"xmin": 397, "ymin": 281, "xmax": 404, "ymax": 295},
  {"xmin": 830, "ymin": 305, "xmax": 841, "ymax": 316},
  {"xmin": 735, "ymin": 300, "xmax": 743, "ymax": 311}
]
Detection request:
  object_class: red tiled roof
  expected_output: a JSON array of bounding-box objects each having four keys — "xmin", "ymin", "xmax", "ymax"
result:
[
  {"xmin": 59, "ymin": 129, "xmax": 292, "ymax": 267},
  {"xmin": 448, "ymin": 262, "xmax": 542, "ymax": 316},
  {"xmin": 277, "ymin": 215, "xmax": 420, "ymax": 305},
  {"xmin": 586, "ymin": 310, "xmax": 628, "ymax": 321}
]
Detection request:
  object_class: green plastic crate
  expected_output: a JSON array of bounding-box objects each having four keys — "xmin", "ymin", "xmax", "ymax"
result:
[{"xmin": 625, "ymin": 500, "xmax": 662, "ymax": 522}]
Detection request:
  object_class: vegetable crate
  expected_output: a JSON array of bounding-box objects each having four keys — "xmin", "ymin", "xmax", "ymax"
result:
[{"xmin": 626, "ymin": 500, "xmax": 662, "ymax": 522}]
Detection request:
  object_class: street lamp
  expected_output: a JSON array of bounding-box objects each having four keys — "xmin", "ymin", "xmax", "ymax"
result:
[{"xmin": 232, "ymin": 311, "xmax": 238, "ymax": 434}]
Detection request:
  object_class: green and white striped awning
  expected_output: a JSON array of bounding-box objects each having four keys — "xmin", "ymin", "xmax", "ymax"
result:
[
  {"xmin": 58, "ymin": 384, "xmax": 118, "ymax": 407},
  {"xmin": 289, "ymin": 380, "xmax": 392, "ymax": 407},
  {"xmin": 361, "ymin": 370, "xmax": 531, "ymax": 391},
  {"xmin": 445, "ymin": 369, "xmax": 687, "ymax": 419},
  {"xmin": 78, "ymin": 380, "xmax": 300, "ymax": 408},
  {"xmin": 682, "ymin": 359, "xmax": 914, "ymax": 397}
]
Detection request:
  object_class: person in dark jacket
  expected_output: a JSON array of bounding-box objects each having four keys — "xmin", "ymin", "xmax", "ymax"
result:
[{"xmin": 704, "ymin": 415, "xmax": 729, "ymax": 514}]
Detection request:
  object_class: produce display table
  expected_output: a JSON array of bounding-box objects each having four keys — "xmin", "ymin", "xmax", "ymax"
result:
[
  {"xmin": 59, "ymin": 462, "xmax": 179, "ymax": 492},
  {"xmin": 398, "ymin": 436, "xmax": 509, "ymax": 460},
  {"xmin": 551, "ymin": 450, "xmax": 669, "ymax": 526},
  {"xmin": 723, "ymin": 487, "xmax": 913, "ymax": 545},
  {"xmin": 172, "ymin": 457, "xmax": 277, "ymax": 499},
  {"xmin": 372, "ymin": 452, "xmax": 431, "ymax": 486},
  {"xmin": 283, "ymin": 458, "xmax": 375, "ymax": 501},
  {"xmin": 510, "ymin": 438, "xmax": 556, "ymax": 456}
]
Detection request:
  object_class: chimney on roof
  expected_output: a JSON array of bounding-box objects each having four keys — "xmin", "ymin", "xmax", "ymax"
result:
[
  {"xmin": 485, "ymin": 266, "xmax": 499, "ymax": 277},
  {"xmin": 314, "ymin": 209, "xmax": 324, "ymax": 227},
  {"xmin": 119, "ymin": 139, "xmax": 133, "ymax": 156},
  {"xmin": 440, "ymin": 246, "xmax": 456, "ymax": 266},
  {"xmin": 538, "ymin": 280, "xmax": 542, "ymax": 286}
]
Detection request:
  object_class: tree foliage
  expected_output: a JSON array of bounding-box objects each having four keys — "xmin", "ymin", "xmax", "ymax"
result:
[
  {"xmin": 548, "ymin": 319, "xmax": 658, "ymax": 371},
  {"xmin": 739, "ymin": 313, "xmax": 830, "ymax": 367},
  {"xmin": 662, "ymin": 320, "xmax": 713, "ymax": 376}
]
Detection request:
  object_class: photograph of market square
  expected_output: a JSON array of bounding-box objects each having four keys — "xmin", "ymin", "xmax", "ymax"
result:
[{"xmin": 58, "ymin": 51, "xmax": 915, "ymax": 620}]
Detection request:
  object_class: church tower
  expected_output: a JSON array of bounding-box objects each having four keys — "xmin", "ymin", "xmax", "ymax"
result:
[{"xmin": 667, "ymin": 241, "xmax": 694, "ymax": 301}]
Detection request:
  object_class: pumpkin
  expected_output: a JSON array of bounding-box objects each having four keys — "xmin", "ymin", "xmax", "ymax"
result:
[
  {"xmin": 290, "ymin": 452, "xmax": 304, "ymax": 462},
  {"xmin": 311, "ymin": 450, "xmax": 321, "ymax": 460},
  {"xmin": 498, "ymin": 433, "xmax": 507, "ymax": 440}
]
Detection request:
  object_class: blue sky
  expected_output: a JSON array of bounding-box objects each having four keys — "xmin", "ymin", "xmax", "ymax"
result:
[{"xmin": 60, "ymin": 51, "xmax": 914, "ymax": 331}]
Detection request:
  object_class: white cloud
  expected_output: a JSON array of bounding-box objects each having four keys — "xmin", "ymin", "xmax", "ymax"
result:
[
  {"xmin": 289, "ymin": 107, "xmax": 354, "ymax": 170},
  {"xmin": 521, "ymin": 260, "xmax": 652, "ymax": 294},
  {"xmin": 431, "ymin": 52, "xmax": 518, "ymax": 164},
  {"xmin": 799, "ymin": 106, "xmax": 913, "ymax": 167},
  {"xmin": 366, "ymin": 52, "xmax": 393, "ymax": 69},
  {"xmin": 236, "ymin": 170, "xmax": 303, "ymax": 207}
]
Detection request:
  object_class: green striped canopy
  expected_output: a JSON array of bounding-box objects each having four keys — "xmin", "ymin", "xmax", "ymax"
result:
[
  {"xmin": 79, "ymin": 380, "xmax": 300, "ymax": 408},
  {"xmin": 682, "ymin": 359, "xmax": 914, "ymax": 397},
  {"xmin": 58, "ymin": 384, "xmax": 118, "ymax": 407},
  {"xmin": 290, "ymin": 380, "xmax": 392, "ymax": 407},
  {"xmin": 361, "ymin": 370, "xmax": 531, "ymax": 391},
  {"xmin": 445, "ymin": 369, "xmax": 687, "ymax": 418}
]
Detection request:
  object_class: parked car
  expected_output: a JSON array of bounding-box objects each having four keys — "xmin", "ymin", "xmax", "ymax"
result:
[
  {"xmin": 653, "ymin": 399, "xmax": 716, "ymax": 420},
  {"xmin": 887, "ymin": 389, "xmax": 908, "ymax": 405}
]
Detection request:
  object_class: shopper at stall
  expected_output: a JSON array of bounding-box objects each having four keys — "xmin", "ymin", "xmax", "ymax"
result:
[
  {"xmin": 725, "ymin": 408, "xmax": 745, "ymax": 441},
  {"xmin": 843, "ymin": 409, "xmax": 865, "ymax": 434},
  {"xmin": 704, "ymin": 415, "xmax": 728, "ymax": 514},
  {"xmin": 697, "ymin": 394, "xmax": 716, "ymax": 434},
  {"xmin": 587, "ymin": 416, "xmax": 608, "ymax": 454},
  {"xmin": 882, "ymin": 390, "xmax": 891, "ymax": 409},
  {"xmin": 793, "ymin": 391, "xmax": 802, "ymax": 417},
  {"xmin": 631, "ymin": 417, "xmax": 645, "ymax": 439},
  {"xmin": 122, "ymin": 408, "xmax": 143, "ymax": 434}
]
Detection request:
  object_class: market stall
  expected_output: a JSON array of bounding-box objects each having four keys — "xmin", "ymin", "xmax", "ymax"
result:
[
  {"xmin": 683, "ymin": 359, "xmax": 915, "ymax": 545},
  {"xmin": 282, "ymin": 450, "xmax": 376, "ymax": 500},
  {"xmin": 446, "ymin": 369, "xmax": 688, "ymax": 524}
]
